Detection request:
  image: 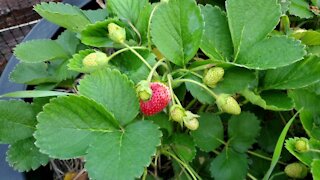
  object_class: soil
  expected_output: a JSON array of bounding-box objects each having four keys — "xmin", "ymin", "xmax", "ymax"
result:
[{"xmin": 0, "ymin": 0, "xmax": 60, "ymax": 75}]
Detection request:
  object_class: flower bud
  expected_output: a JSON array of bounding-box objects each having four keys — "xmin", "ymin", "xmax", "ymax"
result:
[
  {"xmin": 216, "ymin": 94, "xmax": 241, "ymax": 115},
  {"xmin": 284, "ymin": 162, "xmax": 308, "ymax": 179},
  {"xmin": 136, "ymin": 80, "xmax": 152, "ymax": 101},
  {"xmin": 170, "ymin": 105, "xmax": 186, "ymax": 123},
  {"xmin": 83, "ymin": 51, "xmax": 109, "ymax": 70},
  {"xmin": 295, "ymin": 138, "xmax": 309, "ymax": 153},
  {"xmin": 183, "ymin": 111, "xmax": 200, "ymax": 131},
  {"xmin": 203, "ymin": 67, "xmax": 224, "ymax": 88},
  {"xmin": 108, "ymin": 23, "xmax": 126, "ymax": 43}
]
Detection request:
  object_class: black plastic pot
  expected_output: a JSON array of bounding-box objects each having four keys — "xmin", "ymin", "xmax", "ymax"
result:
[{"xmin": 0, "ymin": 0, "xmax": 92, "ymax": 179}]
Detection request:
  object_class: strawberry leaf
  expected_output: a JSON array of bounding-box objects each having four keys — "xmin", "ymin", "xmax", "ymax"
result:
[
  {"xmin": 110, "ymin": 50, "xmax": 156, "ymax": 83},
  {"xmin": 34, "ymin": 2, "xmax": 91, "ymax": 32},
  {"xmin": 226, "ymin": 0, "xmax": 281, "ymax": 54},
  {"xmin": 200, "ymin": 5, "xmax": 233, "ymax": 61},
  {"xmin": 289, "ymin": 0, "xmax": 314, "ymax": 19},
  {"xmin": 14, "ymin": 40, "xmax": 69, "ymax": 63},
  {"xmin": 82, "ymin": 9, "xmax": 108, "ymax": 23},
  {"xmin": 210, "ymin": 149, "xmax": 248, "ymax": 180},
  {"xmin": 263, "ymin": 56, "xmax": 320, "ymax": 90},
  {"xmin": 241, "ymin": 89, "xmax": 294, "ymax": 111},
  {"xmin": 228, "ymin": 112, "xmax": 261, "ymax": 153},
  {"xmin": 108, "ymin": 0, "xmax": 148, "ymax": 25},
  {"xmin": 150, "ymin": 0, "xmax": 204, "ymax": 66},
  {"xmin": 235, "ymin": 36, "xmax": 306, "ymax": 70},
  {"xmin": 185, "ymin": 73, "xmax": 215, "ymax": 104},
  {"xmin": 312, "ymin": 159, "xmax": 320, "ymax": 179},
  {"xmin": 289, "ymin": 89, "xmax": 320, "ymax": 140},
  {"xmin": 10, "ymin": 60, "xmax": 76, "ymax": 85},
  {"xmin": 78, "ymin": 69, "xmax": 139, "ymax": 125},
  {"xmin": 80, "ymin": 18, "xmax": 129, "ymax": 47},
  {"xmin": 285, "ymin": 138, "xmax": 320, "ymax": 166},
  {"xmin": 85, "ymin": 121, "xmax": 161, "ymax": 180},
  {"xmin": 56, "ymin": 30, "xmax": 80, "ymax": 55},
  {"xmin": 213, "ymin": 67, "xmax": 256, "ymax": 94},
  {"xmin": 34, "ymin": 95, "xmax": 119, "ymax": 159},
  {"xmin": 0, "ymin": 100, "xmax": 36, "ymax": 144},
  {"xmin": 6, "ymin": 137, "xmax": 49, "ymax": 172},
  {"xmin": 191, "ymin": 113, "xmax": 223, "ymax": 152},
  {"xmin": 171, "ymin": 134, "xmax": 196, "ymax": 162}
]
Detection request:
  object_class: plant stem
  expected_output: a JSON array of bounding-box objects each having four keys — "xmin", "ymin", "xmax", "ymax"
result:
[
  {"xmin": 174, "ymin": 94, "xmax": 182, "ymax": 106},
  {"xmin": 142, "ymin": 168, "xmax": 148, "ymax": 180},
  {"xmin": 174, "ymin": 79, "xmax": 218, "ymax": 99},
  {"xmin": 247, "ymin": 150, "xmax": 286, "ymax": 165},
  {"xmin": 247, "ymin": 173, "xmax": 258, "ymax": 180},
  {"xmin": 269, "ymin": 172, "xmax": 285, "ymax": 180},
  {"xmin": 147, "ymin": 3, "xmax": 161, "ymax": 50},
  {"xmin": 309, "ymin": 149, "xmax": 320, "ymax": 153},
  {"xmin": 161, "ymin": 150, "xmax": 201, "ymax": 180},
  {"xmin": 122, "ymin": 43, "xmax": 152, "ymax": 70},
  {"xmin": 147, "ymin": 58, "xmax": 166, "ymax": 82},
  {"xmin": 189, "ymin": 64, "xmax": 215, "ymax": 72},
  {"xmin": 198, "ymin": 104, "xmax": 207, "ymax": 113},
  {"xmin": 171, "ymin": 69, "xmax": 203, "ymax": 79},
  {"xmin": 186, "ymin": 99, "xmax": 197, "ymax": 110},
  {"xmin": 108, "ymin": 46, "xmax": 148, "ymax": 60},
  {"xmin": 167, "ymin": 74, "xmax": 177, "ymax": 106}
]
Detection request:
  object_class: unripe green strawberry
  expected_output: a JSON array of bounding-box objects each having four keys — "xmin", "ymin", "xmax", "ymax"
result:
[
  {"xmin": 108, "ymin": 23, "xmax": 126, "ymax": 43},
  {"xmin": 284, "ymin": 162, "xmax": 308, "ymax": 179},
  {"xmin": 295, "ymin": 138, "xmax": 309, "ymax": 153},
  {"xmin": 203, "ymin": 67, "xmax": 224, "ymax": 88},
  {"xmin": 136, "ymin": 80, "xmax": 152, "ymax": 101},
  {"xmin": 83, "ymin": 51, "xmax": 109, "ymax": 71},
  {"xmin": 183, "ymin": 111, "xmax": 200, "ymax": 131},
  {"xmin": 170, "ymin": 105, "xmax": 186, "ymax": 123},
  {"xmin": 216, "ymin": 94, "xmax": 241, "ymax": 115}
]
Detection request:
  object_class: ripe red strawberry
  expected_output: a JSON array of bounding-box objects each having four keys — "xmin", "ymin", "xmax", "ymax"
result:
[{"xmin": 139, "ymin": 82, "xmax": 171, "ymax": 116}]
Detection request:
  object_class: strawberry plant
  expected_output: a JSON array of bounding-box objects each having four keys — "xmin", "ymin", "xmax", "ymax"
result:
[{"xmin": 1, "ymin": 0, "xmax": 320, "ymax": 179}]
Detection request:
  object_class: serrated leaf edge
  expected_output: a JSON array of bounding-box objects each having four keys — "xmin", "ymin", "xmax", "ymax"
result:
[{"xmin": 33, "ymin": 95, "xmax": 120, "ymax": 159}]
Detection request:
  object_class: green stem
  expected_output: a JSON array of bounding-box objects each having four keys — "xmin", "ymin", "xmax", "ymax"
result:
[
  {"xmin": 142, "ymin": 168, "xmax": 148, "ymax": 180},
  {"xmin": 108, "ymin": 46, "xmax": 148, "ymax": 60},
  {"xmin": 309, "ymin": 149, "xmax": 320, "ymax": 153},
  {"xmin": 147, "ymin": 58, "xmax": 167, "ymax": 82},
  {"xmin": 186, "ymin": 99, "xmax": 197, "ymax": 110},
  {"xmin": 171, "ymin": 69, "xmax": 203, "ymax": 79},
  {"xmin": 161, "ymin": 150, "xmax": 201, "ymax": 180},
  {"xmin": 147, "ymin": 3, "xmax": 161, "ymax": 50},
  {"xmin": 247, "ymin": 173, "xmax": 258, "ymax": 180},
  {"xmin": 247, "ymin": 150, "xmax": 286, "ymax": 165},
  {"xmin": 167, "ymin": 74, "xmax": 177, "ymax": 106},
  {"xmin": 189, "ymin": 64, "xmax": 215, "ymax": 72},
  {"xmin": 269, "ymin": 172, "xmax": 285, "ymax": 180},
  {"xmin": 122, "ymin": 43, "xmax": 152, "ymax": 70},
  {"xmin": 174, "ymin": 94, "xmax": 182, "ymax": 106},
  {"xmin": 174, "ymin": 79, "xmax": 218, "ymax": 99},
  {"xmin": 198, "ymin": 104, "xmax": 207, "ymax": 113}
]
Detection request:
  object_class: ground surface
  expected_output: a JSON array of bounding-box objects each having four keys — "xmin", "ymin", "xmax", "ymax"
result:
[{"xmin": 0, "ymin": 0, "xmax": 59, "ymax": 74}]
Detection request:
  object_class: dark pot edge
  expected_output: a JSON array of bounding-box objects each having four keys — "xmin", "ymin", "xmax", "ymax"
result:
[{"xmin": 0, "ymin": 0, "xmax": 91, "ymax": 179}]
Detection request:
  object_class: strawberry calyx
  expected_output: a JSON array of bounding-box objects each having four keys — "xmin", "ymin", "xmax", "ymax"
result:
[{"xmin": 136, "ymin": 80, "xmax": 152, "ymax": 101}]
